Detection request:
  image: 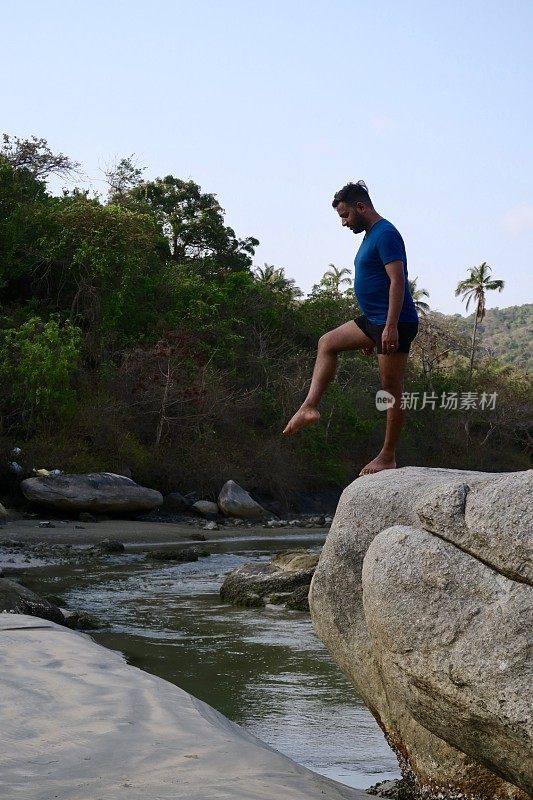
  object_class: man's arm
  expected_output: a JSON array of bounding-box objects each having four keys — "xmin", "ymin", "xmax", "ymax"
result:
[{"xmin": 382, "ymin": 260, "xmax": 405, "ymax": 354}]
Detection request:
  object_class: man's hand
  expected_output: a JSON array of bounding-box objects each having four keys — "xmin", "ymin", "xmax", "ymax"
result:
[{"xmin": 381, "ymin": 324, "xmax": 399, "ymax": 355}]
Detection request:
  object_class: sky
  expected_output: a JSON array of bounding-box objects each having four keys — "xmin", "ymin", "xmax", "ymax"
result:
[{"xmin": 2, "ymin": 0, "xmax": 533, "ymax": 314}]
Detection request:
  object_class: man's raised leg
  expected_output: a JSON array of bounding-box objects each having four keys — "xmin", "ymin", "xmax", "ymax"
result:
[
  {"xmin": 283, "ymin": 321, "xmax": 374, "ymax": 435},
  {"xmin": 359, "ymin": 352, "xmax": 408, "ymax": 475}
]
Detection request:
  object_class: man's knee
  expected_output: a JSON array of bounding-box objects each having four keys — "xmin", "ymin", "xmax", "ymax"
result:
[
  {"xmin": 318, "ymin": 331, "xmax": 337, "ymax": 353},
  {"xmin": 381, "ymin": 377, "xmax": 403, "ymax": 397}
]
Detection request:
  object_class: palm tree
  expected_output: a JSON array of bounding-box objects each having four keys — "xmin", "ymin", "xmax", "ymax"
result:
[
  {"xmin": 254, "ymin": 264, "xmax": 302, "ymax": 299},
  {"xmin": 320, "ymin": 264, "xmax": 352, "ymax": 293},
  {"xmin": 455, "ymin": 262, "xmax": 505, "ymax": 381},
  {"xmin": 408, "ymin": 277, "xmax": 430, "ymax": 316}
]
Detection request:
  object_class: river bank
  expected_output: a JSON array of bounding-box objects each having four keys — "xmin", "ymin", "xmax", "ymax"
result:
[{"xmin": 0, "ymin": 514, "xmax": 318, "ymax": 546}]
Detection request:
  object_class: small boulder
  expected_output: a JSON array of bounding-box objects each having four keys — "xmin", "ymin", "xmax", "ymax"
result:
[
  {"xmin": 272, "ymin": 551, "xmax": 320, "ymax": 571},
  {"xmin": 0, "ymin": 503, "xmax": 8, "ymax": 521},
  {"xmin": 192, "ymin": 500, "xmax": 219, "ymax": 517},
  {"xmin": 218, "ymin": 480, "xmax": 268, "ymax": 520},
  {"xmin": 0, "ymin": 578, "xmax": 65, "ymax": 624},
  {"xmin": 204, "ymin": 521, "xmax": 219, "ymax": 531},
  {"xmin": 366, "ymin": 779, "xmax": 403, "ymax": 798},
  {"xmin": 220, "ymin": 550, "xmax": 319, "ymax": 609},
  {"xmin": 150, "ymin": 547, "xmax": 199, "ymax": 563},
  {"xmin": 62, "ymin": 610, "xmax": 104, "ymax": 630}
]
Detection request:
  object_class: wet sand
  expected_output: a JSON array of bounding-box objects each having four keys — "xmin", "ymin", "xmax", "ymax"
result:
[{"xmin": 0, "ymin": 516, "xmax": 325, "ymax": 547}]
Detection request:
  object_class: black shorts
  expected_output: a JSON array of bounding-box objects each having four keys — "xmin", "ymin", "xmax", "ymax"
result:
[{"xmin": 354, "ymin": 314, "xmax": 419, "ymax": 354}]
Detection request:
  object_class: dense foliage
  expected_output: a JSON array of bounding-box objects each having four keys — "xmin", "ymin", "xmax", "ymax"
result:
[
  {"xmin": 448, "ymin": 304, "xmax": 533, "ymax": 372},
  {"xmin": 0, "ymin": 138, "xmax": 530, "ymax": 502}
]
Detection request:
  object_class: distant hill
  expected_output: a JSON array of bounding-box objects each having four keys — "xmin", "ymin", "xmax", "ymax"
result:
[{"xmin": 445, "ymin": 304, "xmax": 532, "ymax": 372}]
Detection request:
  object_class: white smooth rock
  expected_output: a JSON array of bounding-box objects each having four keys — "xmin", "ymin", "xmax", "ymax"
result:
[{"xmin": 0, "ymin": 614, "xmax": 368, "ymax": 800}]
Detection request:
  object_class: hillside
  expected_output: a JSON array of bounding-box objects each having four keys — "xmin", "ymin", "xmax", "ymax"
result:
[{"xmin": 446, "ymin": 304, "xmax": 533, "ymax": 372}]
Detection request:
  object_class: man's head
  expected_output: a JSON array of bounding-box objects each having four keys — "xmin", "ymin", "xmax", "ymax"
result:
[{"xmin": 332, "ymin": 180, "xmax": 374, "ymax": 234}]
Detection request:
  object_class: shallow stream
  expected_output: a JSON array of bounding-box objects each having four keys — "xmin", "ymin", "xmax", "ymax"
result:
[{"xmin": 23, "ymin": 532, "xmax": 400, "ymax": 790}]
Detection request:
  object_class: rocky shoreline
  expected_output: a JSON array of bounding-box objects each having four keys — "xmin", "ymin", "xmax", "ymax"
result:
[
  {"xmin": 2, "ymin": 466, "xmax": 531, "ymax": 800},
  {"xmin": 0, "ymin": 514, "xmax": 329, "ymax": 630}
]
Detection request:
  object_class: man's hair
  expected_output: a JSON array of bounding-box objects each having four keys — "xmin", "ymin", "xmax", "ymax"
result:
[{"xmin": 332, "ymin": 180, "xmax": 373, "ymax": 208}]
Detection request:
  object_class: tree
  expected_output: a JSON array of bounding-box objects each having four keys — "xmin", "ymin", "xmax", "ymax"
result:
[
  {"xmin": 320, "ymin": 264, "xmax": 352, "ymax": 293},
  {"xmin": 408, "ymin": 277, "xmax": 430, "ymax": 316},
  {"xmin": 410, "ymin": 311, "xmax": 468, "ymax": 391},
  {"xmin": 125, "ymin": 176, "xmax": 258, "ymax": 276},
  {"xmin": 0, "ymin": 315, "xmax": 82, "ymax": 431},
  {"xmin": 0, "ymin": 189, "xmax": 169, "ymax": 348},
  {"xmin": 105, "ymin": 155, "xmax": 145, "ymax": 201},
  {"xmin": 455, "ymin": 262, "xmax": 505, "ymax": 381},
  {"xmin": 0, "ymin": 159, "xmax": 48, "ymax": 296},
  {"xmin": 1, "ymin": 134, "xmax": 80, "ymax": 181},
  {"xmin": 254, "ymin": 264, "xmax": 302, "ymax": 299}
]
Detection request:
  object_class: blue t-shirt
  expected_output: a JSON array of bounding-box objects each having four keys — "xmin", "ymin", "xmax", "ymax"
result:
[{"xmin": 354, "ymin": 219, "xmax": 418, "ymax": 324}]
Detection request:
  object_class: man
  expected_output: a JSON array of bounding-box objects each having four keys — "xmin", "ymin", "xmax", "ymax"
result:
[{"xmin": 283, "ymin": 180, "xmax": 419, "ymax": 476}]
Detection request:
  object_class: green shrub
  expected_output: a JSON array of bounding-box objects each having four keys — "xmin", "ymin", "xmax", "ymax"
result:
[{"xmin": 0, "ymin": 315, "xmax": 82, "ymax": 431}]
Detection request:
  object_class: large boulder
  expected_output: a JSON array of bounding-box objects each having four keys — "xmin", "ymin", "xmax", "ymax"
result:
[
  {"xmin": 218, "ymin": 480, "xmax": 269, "ymax": 519},
  {"xmin": 0, "ymin": 578, "xmax": 65, "ymax": 625},
  {"xmin": 310, "ymin": 467, "xmax": 533, "ymax": 800},
  {"xmin": 363, "ymin": 524, "xmax": 532, "ymax": 798},
  {"xmin": 20, "ymin": 472, "xmax": 163, "ymax": 513},
  {"xmin": 221, "ymin": 550, "xmax": 319, "ymax": 609}
]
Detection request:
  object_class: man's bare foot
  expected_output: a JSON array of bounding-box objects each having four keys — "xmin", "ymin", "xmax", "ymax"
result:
[
  {"xmin": 359, "ymin": 451, "xmax": 396, "ymax": 476},
  {"xmin": 283, "ymin": 405, "xmax": 321, "ymax": 435}
]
